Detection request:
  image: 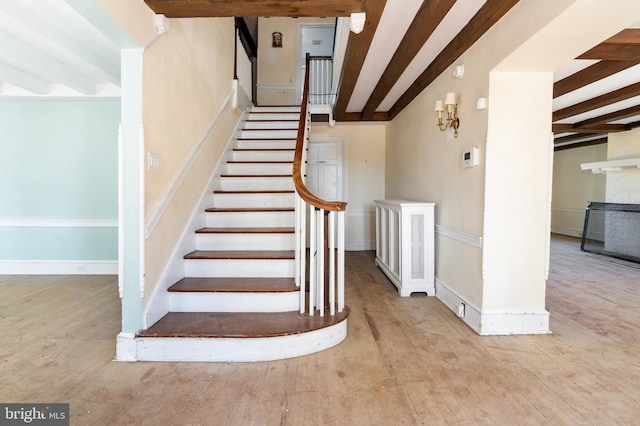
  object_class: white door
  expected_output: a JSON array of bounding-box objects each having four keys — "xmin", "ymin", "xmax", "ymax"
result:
[
  {"xmin": 306, "ymin": 140, "xmax": 344, "ymax": 202},
  {"xmin": 298, "ymin": 24, "xmax": 335, "ymax": 103}
]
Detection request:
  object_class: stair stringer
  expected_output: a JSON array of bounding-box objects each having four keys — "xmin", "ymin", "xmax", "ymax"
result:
[{"xmin": 142, "ymin": 110, "xmax": 249, "ymax": 329}]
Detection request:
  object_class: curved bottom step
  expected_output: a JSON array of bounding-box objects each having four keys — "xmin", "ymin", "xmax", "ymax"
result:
[{"xmin": 136, "ymin": 309, "xmax": 349, "ymax": 362}]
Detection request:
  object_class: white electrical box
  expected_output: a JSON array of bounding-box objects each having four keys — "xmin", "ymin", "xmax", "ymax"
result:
[{"xmin": 462, "ymin": 147, "xmax": 478, "ymax": 168}]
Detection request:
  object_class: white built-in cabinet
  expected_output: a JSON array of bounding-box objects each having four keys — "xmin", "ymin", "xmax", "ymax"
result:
[{"xmin": 374, "ymin": 200, "xmax": 435, "ymax": 297}]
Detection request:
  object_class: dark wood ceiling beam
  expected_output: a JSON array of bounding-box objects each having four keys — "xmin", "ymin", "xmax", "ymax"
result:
[
  {"xmin": 577, "ymin": 44, "xmax": 640, "ymax": 60},
  {"xmin": 577, "ymin": 28, "xmax": 640, "ymax": 60},
  {"xmin": 333, "ymin": 0, "xmax": 386, "ymax": 121},
  {"xmin": 574, "ymin": 105, "xmax": 640, "ymax": 128},
  {"xmin": 625, "ymin": 120, "xmax": 640, "ymax": 130},
  {"xmin": 340, "ymin": 112, "xmax": 389, "ymax": 121},
  {"xmin": 144, "ymin": 0, "xmax": 365, "ymax": 17},
  {"xmin": 553, "ymin": 60, "xmax": 640, "ymax": 98},
  {"xmin": 554, "ymin": 137, "xmax": 607, "ymax": 152},
  {"xmin": 387, "ymin": 0, "xmax": 520, "ymax": 121},
  {"xmin": 360, "ymin": 0, "xmax": 456, "ymax": 120},
  {"xmin": 554, "ymin": 132, "xmax": 607, "ymax": 144},
  {"xmin": 553, "ymin": 82, "xmax": 640, "ymax": 121},
  {"xmin": 552, "ymin": 123, "xmax": 630, "ymax": 133}
]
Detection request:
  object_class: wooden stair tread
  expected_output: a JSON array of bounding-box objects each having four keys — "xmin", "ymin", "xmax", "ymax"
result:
[
  {"xmin": 242, "ymin": 128, "xmax": 298, "ymax": 131},
  {"xmin": 195, "ymin": 227, "xmax": 294, "ymax": 234},
  {"xmin": 168, "ymin": 277, "xmax": 297, "ymax": 293},
  {"xmin": 236, "ymin": 138, "xmax": 297, "ymax": 141},
  {"xmin": 213, "ymin": 189, "xmax": 294, "ymax": 194},
  {"xmin": 184, "ymin": 250, "xmax": 295, "ymax": 260},
  {"xmin": 220, "ymin": 174, "xmax": 291, "ymax": 178},
  {"xmin": 245, "ymin": 119, "xmax": 298, "ymax": 122},
  {"xmin": 226, "ymin": 160, "xmax": 293, "ymax": 164},
  {"xmin": 138, "ymin": 309, "xmax": 349, "ymax": 338},
  {"xmin": 233, "ymin": 148, "xmax": 294, "ymax": 151},
  {"xmin": 205, "ymin": 207, "xmax": 294, "ymax": 213}
]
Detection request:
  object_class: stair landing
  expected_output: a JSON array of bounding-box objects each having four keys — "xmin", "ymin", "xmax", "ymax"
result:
[{"xmin": 139, "ymin": 309, "xmax": 350, "ymax": 338}]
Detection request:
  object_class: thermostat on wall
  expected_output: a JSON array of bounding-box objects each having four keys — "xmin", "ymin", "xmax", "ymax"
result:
[{"xmin": 462, "ymin": 147, "xmax": 479, "ymax": 168}]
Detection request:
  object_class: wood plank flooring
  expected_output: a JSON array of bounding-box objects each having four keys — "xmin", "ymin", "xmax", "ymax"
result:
[{"xmin": 1, "ymin": 234, "xmax": 639, "ymax": 425}]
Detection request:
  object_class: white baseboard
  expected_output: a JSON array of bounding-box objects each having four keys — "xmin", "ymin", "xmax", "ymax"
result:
[
  {"xmin": 0, "ymin": 260, "xmax": 117, "ymax": 275},
  {"xmin": 478, "ymin": 309, "xmax": 551, "ymax": 335},
  {"xmin": 550, "ymin": 226, "xmax": 583, "ymax": 238},
  {"xmin": 435, "ymin": 278, "xmax": 551, "ymax": 335},
  {"xmin": 435, "ymin": 278, "xmax": 482, "ymax": 333}
]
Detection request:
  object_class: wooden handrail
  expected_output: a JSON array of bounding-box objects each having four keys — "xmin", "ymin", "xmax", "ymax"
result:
[{"xmin": 293, "ymin": 53, "xmax": 347, "ymax": 212}]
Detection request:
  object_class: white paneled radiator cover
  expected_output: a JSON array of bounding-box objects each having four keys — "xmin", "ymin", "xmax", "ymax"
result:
[{"xmin": 374, "ymin": 200, "xmax": 435, "ymax": 296}]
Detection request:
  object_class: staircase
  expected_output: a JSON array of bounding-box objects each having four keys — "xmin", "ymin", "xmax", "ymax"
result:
[{"xmin": 136, "ymin": 106, "xmax": 349, "ymax": 362}]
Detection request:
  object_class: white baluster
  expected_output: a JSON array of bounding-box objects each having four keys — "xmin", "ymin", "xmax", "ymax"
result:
[
  {"xmin": 317, "ymin": 208, "xmax": 325, "ymax": 317},
  {"xmin": 338, "ymin": 211, "xmax": 345, "ymax": 312},
  {"xmin": 329, "ymin": 210, "xmax": 335, "ymax": 316},
  {"xmin": 299, "ymin": 196, "xmax": 307, "ymax": 314},
  {"xmin": 309, "ymin": 204, "xmax": 316, "ymax": 315}
]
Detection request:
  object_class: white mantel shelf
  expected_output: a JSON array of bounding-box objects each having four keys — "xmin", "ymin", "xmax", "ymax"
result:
[{"xmin": 580, "ymin": 157, "xmax": 640, "ymax": 174}]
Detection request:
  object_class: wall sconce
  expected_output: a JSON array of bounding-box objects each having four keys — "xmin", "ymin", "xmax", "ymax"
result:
[{"xmin": 434, "ymin": 92, "xmax": 460, "ymax": 138}]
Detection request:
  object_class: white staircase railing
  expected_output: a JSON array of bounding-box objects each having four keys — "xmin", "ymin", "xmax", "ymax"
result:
[{"xmin": 294, "ymin": 54, "xmax": 346, "ymax": 317}]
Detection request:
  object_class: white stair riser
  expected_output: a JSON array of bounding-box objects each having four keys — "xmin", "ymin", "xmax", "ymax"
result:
[
  {"xmin": 220, "ymin": 177, "xmax": 293, "ymax": 191},
  {"xmin": 243, "ymin": 120, "xmax": 299, "ymax": 129},
  {"xmin": 206, "ymin": 211, "xmax": 295, "ymax": 228},
  {"xmin": 136, "ymin": 320, "xmax": 347, "ymax": 362},
  {"xmin": 169, "ymin": 292, "xmax": 299, "ymax": 313},
  {"xmin": 195, "ymin": 233, "xmax": 295, "ymax": 250},
  {"xmin": 239, "ymin": 130, "xmax": 297, "ymax": 139},
  {"xmin": 247, "ymin": 113, "xmax": 300, "ymax": 121},
  {"xmin": 212, "ymin": 193, "xmax": 295, "ymax": 208},
  {"xmin": 231, "ymin": 150, "xmax": 294, "ymax": 162},
  {"xmin": 236, "ymin": 140, "xmax": 296, "ymax": 150},
  {"xmin": 224, "ymin": 163, "xmax": 292, "ymax": 175},
  {"xmin": 185, "ymin": 259, "xmax": 295, "ymax": 277}
]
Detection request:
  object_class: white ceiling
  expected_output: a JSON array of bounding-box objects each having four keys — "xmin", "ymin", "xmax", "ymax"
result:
[
  {"xmin": 2, "ymin": 0, "xmax": 638, "ymax": 145},
  {"xmin": 347, "ymin": 0, "xmax": 486, "ymax": 113},
  {"xmin": 0, "ymin": 0, "xmax": 120, "ymax": 98}
]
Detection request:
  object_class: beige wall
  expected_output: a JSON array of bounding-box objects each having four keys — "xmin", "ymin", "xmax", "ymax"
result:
[
  {"xmin": 552, "ymin": 144, "xmax": 607, "ymax": 237},
  {"xmin": 385, "ymin": 0, "xmax": 640, "ymax": 330},
  {"xmin": 311, "ymin": 122, "xmax": 386, "ymax": 250},
  {"xmin": 257, "ymin": 17, "xmax": 333, "ymax": 105},
  {"xmin": 608, "ymin": 127, "xmax": 640, "ymax": 159},
  {"xmin": 606, "ymin": 127, "xmax": 640, "ymax": 204},
  {"xmin": 99, "ymin": 0, "xmax": 241, "ymax": 309},
  {"xmin": 141, "ymin": 17, "xmax": 242, "ymax": 303}
]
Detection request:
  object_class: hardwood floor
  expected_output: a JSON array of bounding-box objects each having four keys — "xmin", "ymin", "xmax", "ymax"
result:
[{"xmin": 1, "ymin": 235, "xmax": 639, "ymax": 425}]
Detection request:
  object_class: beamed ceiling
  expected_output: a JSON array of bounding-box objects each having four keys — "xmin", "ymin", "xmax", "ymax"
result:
[
  {"xmin": 144, "ymin": 0, "xmax": 640, "ymax": 149},
  {"xmin": 0, "ymin": 1, "xmax": 639, "ymax": 149}
]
